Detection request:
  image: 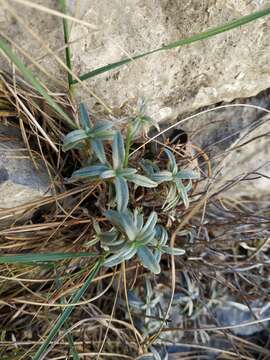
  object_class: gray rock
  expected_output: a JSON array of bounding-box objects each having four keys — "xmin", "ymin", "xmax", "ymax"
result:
[
  {"xmin": 1, "ymin": 1, "xmax": 270, "ymax": 119},
  {"xmin": 164, "ymin": 89, "xmax": 270, "ymax": 197},
  {"xmin": 0, "ymin": 122, "xmax": 51, "ymax": 210}
]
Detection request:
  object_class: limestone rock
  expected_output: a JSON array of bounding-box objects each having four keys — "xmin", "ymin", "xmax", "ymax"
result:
[
  {"xmin": 0, "ymin": 122, "xmax": 51, "ymax": 210},
  {"xmin": 0, "ymin": 1, "xmax": 270, "ymax": 119}
]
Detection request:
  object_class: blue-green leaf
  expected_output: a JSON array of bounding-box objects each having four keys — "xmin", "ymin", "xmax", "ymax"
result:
[
  {"xmin": 104, "ymin": 210, "xmax": 137, "ymax": 241},
  {"xmin": 155, "ymin": 225, "xmax": 168, "ymax": 246},
  {"xmin": 175, "ymin": 170, "xmax": 199, "ymax": 180},
  {"xmin": 112, "ymin": 131, "xmax": 125, "ymax": 169},
  {"xmin": 100, "ymin": 170, "xmax": 116, "ymax": 179},
  {"xmin": 118, "ymin": 168, "xmax": 137, "ymax": 177},
  {"xmin": 63, "ymin": 129, "xmax": 88, "ymax": 151},
  {"xmin": 140, "ymin": 212, "xmax": 157, "ymax": 236},
  {"xmin": 72, "ymin": 164, "xmax": 109, "ymax": 179},
  {"xmin": 160, "ymin": 245, "xmax": 185, "ymax": 256},
  {"xmin": 164, "ymin": 149, "xmax": 177, "ymax": 174},
  {"xmin": 91, "ymin": 138, "xmax": 107, "ymax": 163},
  {"xmin": 134, "ymin": 209, "xmax": 144, "ymax": 231},
  {"xmin": 126, "ymin": 174, "xmax": 157, "ymax": 188},
  {"xmin": 151, "ymin": 171, "xmax": 173, "ymax": 183},
  {"xmin": 91, "ymin": 121, "xmax": 113, "ymax": 136},
  {"xmin": 79, "ymin": 103, "xmax": 92, "ymax": 129},
  {"xmin": 115, "ymin": 176, "xmax": 129, "ymax": 212},
  {"xmin": 137, "ymin": 246, "xmax": 160, "ymax": 274},
  {"xmin": 103, "ymin": 243, "xmax": 137, "ymax": 267},
  {"xmin": 175, "ymin": 179, "xmax": 189, "ymax": 208}
]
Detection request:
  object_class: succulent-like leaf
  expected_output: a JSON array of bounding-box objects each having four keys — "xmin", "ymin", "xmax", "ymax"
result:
[
  {"xmin": 151, "ymin": 171, "xmax": 173, "ymax": 183},
  {"xmin": 118, "ymin": 168, "xmax": 137, "ymax": 177},
  {"xmin": 112, "ymin": 131, "xmax": 125, "ymax": 169},
  {"xmin": 136, "ymin": 231, "xmax": 156, "ymax": 246},
  {"xmin": 175, "ymin": 179, "xmax": 189, "ymax": 208},
  {"xmin": 115, "ymin": 176, "xmax": 129, "ymax": 212},
  {"xmin": 155, "ymin": 225, "xmax": 168, "ymax": 246},
  {"xmin": 71, "ymin": 164, "xmax": 109, "ymax": 179},
  {"xmin": 103, "ymin": 243, "xmax": 137, "ymax": 267},
  {"xmin": 134, "ymin": 209, "xmax": 144, "ymax": 231},
  {"xmin": 160, "ymin": 245, "xmax": 185, "ymax": 256},
  {"xmin": 163, "ymin": 184, "xmax": 179, "ymax": 210},
  {"xmin": 99, "ymin": 230, "xmax": 119, "ymax": 243},
  {"xmin": 140, "ymin": 212, "xmax": 157, "ymax": 237},
  {"xmin": 100, "ymin": 232, "xmax": 125, "ymax": 250},
  {"xmin": 79, "ymin": 103, "xmax": 92, "ymax": 129},
  {"xmin": 164, "ymin": 149, "xmax": 177, "ymax": 175},
  {"xmin": 91, "ymin": 138, "xmax": 107, "ymax": 163},
  {"xmin": 126, "ymin": 174, "xmax": 157, "ymax": 188},
  {"xmin": 137, "ymin": 246, "xmax": 161, "ymax": 274},
  {"xmin": 63, "ymin": 129, "xmax": 88, "ymax": 151},
  {"xmin": 175, "ymin": 170, "xmax": 199, "ymax": 180},
  {"xmin": 100, "ymin": 170, "xmax": 116, "ymax": 179},
  {"xmin": 104, "ymin": 210, "xmax": 137, "ymax": 241},
  {"xmin": 154, "ymin": 249, "xmax": 162, "ymax": 264}
]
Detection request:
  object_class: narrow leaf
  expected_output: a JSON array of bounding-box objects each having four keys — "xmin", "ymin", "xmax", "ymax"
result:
[
  {"xmin": 127, "ymin": 173, "xmax": 157, "ymax": 188},
  {"xmin": 58, "ymin": 0, "xmax": 73, "ymax": 88},
  {"xmin": 140, "ymin": 212, "xmax": 157, "ymax": 237},
  {"xmin": 100, "ymin": 170, "xmax": 116, "ymax": 179},
  {"xmin": 79, "ymin": 103, "xmax": 91, "ymax": 128},
  {"xmin": 137, "ymin": 246, "xmax": 160, "ymax": 274},
  {"xmin": 175, "ymin": 170, "xmax": 199, "ymax": 180},
  {"xmin": 91, "ymin": 138, "xmax": 107, "ymax": 163},
  {"xmin": 112, "ymin": 131, "xmax": 125, "ymax": 169},
  {"xmin": 164, "ymin": 149, "xmax": 177, "ymax": 174},
  {"xmin": 63, "ymin": 129, "xmax": 88, "ymax": 151},
  {"xmin": 73, "ymin": 8, "xmax": 270, "ymax": 82},
  {"xmin": 115, "ymin": 176, "xmax": 129, "ymax": 212},
  {"xmin": 175, "ymin": 180, "xmax": 189, "ymax": 208},
  {"xmin": 72, "ymin": 164, "xmax": 109, "ymax": 179},
  {"xmin": 118, "ymin": 167, "xmax": 137, "ymax": 177},
  {"xmin": 0, "ymin": 252, "xmax": 96, "ymax": 264},
  {"xmin": 160, "ymin": 245, "xmax": 185, "ymax": 256},
  {"xmin": 103, "ymin": 244, "xmax": 137, "ymax": 267},
  {"xmin": 104, "ymin": 210, "xmax": 137, "ymax": 241},
  {"xmin": 33, "ymin": 260, "xmax": 102, "ymax": 360},
  {"xmin": 151, "ymin": 171, "xmax": 173, "ymax": 183}
]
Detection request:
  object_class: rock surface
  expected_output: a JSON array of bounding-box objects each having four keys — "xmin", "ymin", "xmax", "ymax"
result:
[
  {"xmin": 0, "ymin": 0, "xmax": 270, "ymax": 119},
  {"xmin": 0, "ymin": 122, "xmax": 51, "ymax": 210}
]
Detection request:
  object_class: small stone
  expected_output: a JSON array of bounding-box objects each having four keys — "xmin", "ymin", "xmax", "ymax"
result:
[{"xmin": 0, "ymin": 122, "xmax": 51, "ymax": 211}]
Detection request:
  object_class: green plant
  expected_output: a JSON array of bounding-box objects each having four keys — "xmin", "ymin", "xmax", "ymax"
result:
[
  {"xmin": 63, "ymin": 103, "xmax": 114, "ymax": 163},
  {"xmin": 141, "ymin": 149, "xmax": 199, "ymax": 211},
  {"xmin": 96, "ymin": 209, "xmax": 184, "ymax": 274},
  {"xmin": 69, "ymin": 130, "xmax": 157, "ymax": 211}
]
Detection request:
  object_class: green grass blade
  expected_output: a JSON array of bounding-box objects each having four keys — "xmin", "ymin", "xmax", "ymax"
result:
[
  {"xmin": 33, "ymin": 259, "xmax": 102, "ymax": 360},
  {"xmin": 0, "ymin": 252, "xmax": 96, "ymax": 264},
  {"xmin": 0, "ymin": 36, "xmax": 76, "ymax": 129},
  {"xmin": 58, "ymin": 0, "xmax": 73, "ymax": 88},
  {"xmin": 73, "ymin": 7, "xmax": 270, "ymax": 83},
  {"xmin": 56, "ymin": 274, "xmax": 80, "ymax": 360}
]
